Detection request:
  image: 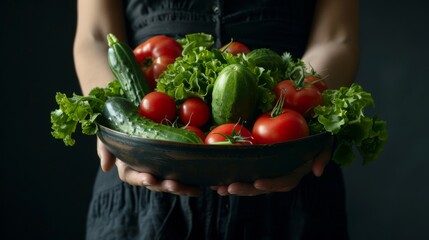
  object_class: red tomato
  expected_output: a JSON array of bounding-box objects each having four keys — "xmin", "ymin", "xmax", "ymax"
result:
[
  {"xmin": 179, "ymin": 98, "xmax": 211, "ymax": 127},
  {"xmin": 139, "ymin": 92, "xmax": 177, "ymax": 124},
  {"xmin": 274, "ymin": 80, "xmax": 323, "ymax": 118},
  {"xmin": 220, "ymin": 41, "xmax": 250, "ymax": 55},
  {"xmin": 183, "ymin": 125, "xmax": 206, "ymax": 142},
  {"xmin": 252, "ymin": 109, "xmax": 309, "ymax": 144},
  {"xmin": 204, "ymin": 123, "xmax": 255, "ymax": 145},
  {"xmin": 133, "ymin": 36, "xmax": 183, "ymax": 90},
  {"xmin": 304, "ymin": 75, "xmax": 328, "ymax": 92}
]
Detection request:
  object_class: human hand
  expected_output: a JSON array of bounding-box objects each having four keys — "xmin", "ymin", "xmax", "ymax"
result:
[
  {"xmin": 211, "ymin": 136, "xmax": 334, "ymax": 196},
  {"xmin": 96, "ymin": 138, "xmax": 201, "ymax": 197}
]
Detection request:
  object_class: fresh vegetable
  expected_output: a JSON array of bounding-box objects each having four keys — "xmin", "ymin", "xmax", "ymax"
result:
[
  {"xmin": 204, "ymin": 123, "xmax": 255, "ymax": 145},
  {"xmin": 304, "ymin": 72, "xmax": 328, "ymax": 92},
  {"xmin": 183, "ymin": 125, "xmax": 206, "ymax": 142},
  {"xmin": 247, "ymin": 48, "xmax": 285, "ymax": 72},
  {"xmin": 282, "ymin": 52, "xmax": 307, "ymax": 80},
  {"xmin": 50, "ymin": 81, "xmax": 123, "ymax": 146},
  {"xmin": 274, "ymin": 79, "xmax": 323, "ymax": 118},
  {"xmin": 252, "ymin": 108, "xmax": 309, "ymax": 144},
  {"xmin": 156, "ymin": 33, "xmax": 276, "ymax": 114},
  {"xmin": 133, "ymin": 35, "xmax": 183, "ymax": 90},
  {"xmin": 155, "ymin": 33, "xmax": 225, "ymax": 102},
  {"xmin": 50, "ymin": 32, "xmax": 388, "ymax": 170},
  {"xmin": 103, "ymin": 97, "xmax": 202, "ymax": 144},
  {"xmin": 252, "ymin": 93, "xmax": 309, "ymax": 144},
  {"xmin": 220, "ymin": 41, "xmax": 250, "ymax": 55},
  {"xmin": 139, "ymin": 91, "xmax": 177, "ymax": 124},
  {"xmin": 211, "ymin": 63, "xmax": 259, "ymax": 125},
  {"xmin": 107, "ymin": 34, "xmax": 150, "ymax": 106},
  {"xmin": 179, "ymin": 98, "xmax": 211, "ymax": 127},
  {"xmin": 309, "ymin": 83, "xmax": 388, "ymax": 166},
  {"xmin": 247, "ymin": 48, "xmax": 286, "ymax": 82},
  {"xmin": 282, "ymin": 54, "xmax": 327, "ymax": 93}
]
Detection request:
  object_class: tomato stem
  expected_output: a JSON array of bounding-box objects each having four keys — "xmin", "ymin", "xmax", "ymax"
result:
[
  {"xmin": 212, "ymin": 121, "xmax": 254, "ymax": 144},
  {"xmin": 270, "ymin": 90, "xmax": 285, "ymax": 118},
  {"xmin": 143, "ymin": 58, "xmax": 153, "ymax": 68},
  {"xmin": 220, "ymin": 38, "xmax": 234, "ymax": 53},
  {"xmin": 290, "ymin": 66, "xmax": 305, "ymax": 89}
]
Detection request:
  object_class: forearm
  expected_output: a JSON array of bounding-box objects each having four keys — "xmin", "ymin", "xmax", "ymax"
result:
[
  {"xmin": 73, "ymin": 0, "xmax": 127, "ymax": 95},
  {"xmin": 302, "ymin": 0, "xmax": 359, "ymax": 89},
  {"xmin": 302, "ymin": 40, "xmax": 359, "ymax": 89},
  {"xmin": 73, "ymin": 39, "xmax": 114, "ymax": 95}
]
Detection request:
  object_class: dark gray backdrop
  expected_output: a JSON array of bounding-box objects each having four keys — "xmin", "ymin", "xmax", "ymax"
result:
[
  {"xmin": 1, "ymin": 0, "xmax": 428, "ymax": 239},
  {"xmin": 343, "ymin": 1, "xmax": 429, "ymax": 239}
]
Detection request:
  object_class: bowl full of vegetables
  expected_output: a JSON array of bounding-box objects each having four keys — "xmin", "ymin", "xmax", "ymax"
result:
[{"xmin": 50, "ymin": 33, "xmax": 388, "ymax": 186}]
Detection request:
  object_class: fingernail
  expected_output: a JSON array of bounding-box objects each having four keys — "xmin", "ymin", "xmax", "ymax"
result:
[
  {"xmin": 142, "ymin": 179, "xmax": 150, "ymax": 186},
  {"xmin": 314, "ymin": 168, "xmax": 324, "ymax": 177},
  {"xmin": 254, "ymin": 182, "xmax": 267, "ymax": 191},
  {"xmin": 165, "ymin": 185, "xmax": 174, "ymax": 192}
]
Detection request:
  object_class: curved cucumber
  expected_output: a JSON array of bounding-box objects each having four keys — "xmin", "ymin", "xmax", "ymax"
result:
[
  {"xmin": 107, "ymin": 34, "xmax": 150, "ymax": 107},
  {"xmin": 102, "ymin": 97, "xmax": 202, "ymax": 144}
]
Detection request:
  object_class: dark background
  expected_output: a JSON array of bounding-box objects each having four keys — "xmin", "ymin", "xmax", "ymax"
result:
[{"xmin": 1, "ymin": 0, "xmax": 428, "ymax": 239}]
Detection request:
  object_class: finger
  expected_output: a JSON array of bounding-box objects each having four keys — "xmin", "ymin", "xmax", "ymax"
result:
[
  {"xmin": 146, "ymin": 179, "xmax": 201, "ymax": 197},
  {"xmin": 312, "ymin": 136, "xmax": 334, "ymax": 177},
  {"xmin": 213, "ymin": 185, "xmax": 229, "ymax": 196},
  {"xmin": 254, "ymin": 160, "xmax": 312, "ymax": 192},
  {"xmin": 227, "ymin": 182, "xmax": 267, "ymax": 196},
  {"xmin": 97, "ymin": 138, "xmax": 115, "ymax": 172},
  {"xmin": 115, "ymin": 161, "xmax": 201, "ymax": 196},
  {"xmin": 160, "ymin": 180, "xmax": 201, "ymax": 197},
  {"xmin": 116, "ymin": 160, "xmax": 159, "ymax": 187}
]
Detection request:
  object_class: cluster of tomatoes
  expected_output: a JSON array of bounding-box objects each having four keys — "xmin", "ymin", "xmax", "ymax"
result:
[{"xmin": 132, "ymin": 35, "xmax": 327, "ymax": 145}]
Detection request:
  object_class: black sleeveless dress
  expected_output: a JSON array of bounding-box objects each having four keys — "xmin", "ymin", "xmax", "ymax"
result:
[{"xmin": 86, "ymin": 1, "xmax": 349, "ymax": 239}]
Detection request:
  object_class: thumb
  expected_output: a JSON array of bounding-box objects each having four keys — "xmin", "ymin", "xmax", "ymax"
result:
[
  {"xmin": 312, "ymin": 136, "xmax": 334, "ymax": 177},
  {"xmin": 97, "ymin": 138, "xmax": 116, "ymax": 172}
]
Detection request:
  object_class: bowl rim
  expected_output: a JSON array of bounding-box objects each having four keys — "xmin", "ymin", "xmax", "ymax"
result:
[{"xmin": 97, "ymin": 124, "xmax": 330, "ymax": 150}]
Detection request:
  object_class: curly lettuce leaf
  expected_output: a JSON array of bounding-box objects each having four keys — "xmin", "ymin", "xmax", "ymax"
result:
[
  {"xmin": 50, "ymin": 80, "xmax": 123, "ymax": 146},
  {"xmin": 157, "ymin": 33, "xmax": 276, "ymax": 113},
  {"xmin": 156, "ymin": 46, "xmax": 226, "ymax": 101},
  {"xmin": 309, "ymin": 83, "xmax": 388, "ymax": 166},
  {"xmin": 282, "ymin": 52, "xmax": 307, "ymax": 80},
  {"xmin": 176, "ymin": 32, "xmax": 215, "ymax": 55}
]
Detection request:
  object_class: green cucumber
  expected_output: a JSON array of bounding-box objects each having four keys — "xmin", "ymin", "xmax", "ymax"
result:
[
  {"xmin": 247, "ymin": 48, "xmax": 285, "ymax": 82},
  {"xmin": 102, "ymin": 97, "xmax": 202, "ymax": 144},
  {"xmin": 246, "ymin": 48, "xmax": 285, "ymax": 72},
  {"xmin": 211, "ymin": 64, "xmax": 258, "ymax": 125},
  {"xmin": 107, "ymin": 33, "xmax": 150, "ymax": 107}
]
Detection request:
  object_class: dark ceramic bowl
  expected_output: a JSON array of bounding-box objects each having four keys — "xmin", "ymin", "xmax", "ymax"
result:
[{"xmin": 97, "ymin": 124, "xmax": 330, "ymax": 185}]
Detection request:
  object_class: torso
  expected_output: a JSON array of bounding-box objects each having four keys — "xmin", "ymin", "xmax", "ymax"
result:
[{"xmin": 124, "ymin": 0, "xmax": 317, "ymax": 56}]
